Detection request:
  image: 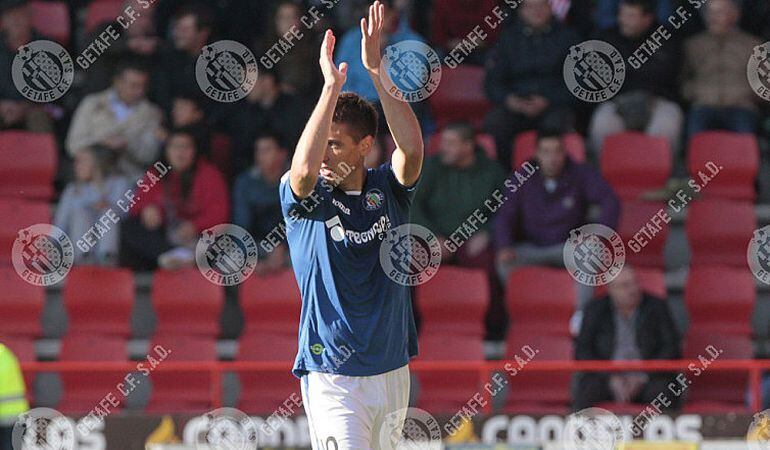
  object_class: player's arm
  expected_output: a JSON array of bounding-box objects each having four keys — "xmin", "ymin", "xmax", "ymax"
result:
[
  {"xmin": 289, "ymin": 30, "xmax": 348, "ymax": 199},
  {"xmin": 361, "ymin": 1, "xmax": 424, "ymax": 187}
]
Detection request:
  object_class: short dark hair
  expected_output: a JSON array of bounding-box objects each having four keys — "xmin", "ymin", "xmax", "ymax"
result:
[
  {"xmin": 536, "ymin": 127, "xmax": 563, "ymax": 144},
  {"xmin": 620, "ymin": 0, "xmax": 656, "ymax": 14},
  {"xmin": 172, "ymin": 92, "xmax": 206, "ymax": 111},
  {"xmin": 168, "ymin": 125, "xmax": 202, "ymax": 152},
  {"xmin": 113, "ymin": 59, "xmax": 150, "ymax": 78},
  {"xmin": 173, "ymin": 3, "xmax": 215, "ymax": 32},
  {"xmin": 444, "ymin": 122, "xmax": 475, "ymax": 142},
  {"xmin": 333, "ymin": 93, "xmax": 378, "ymax": 142},
  {"xmin": 255, "ymin": 130, "xmax": 287, "ymax": 150}
]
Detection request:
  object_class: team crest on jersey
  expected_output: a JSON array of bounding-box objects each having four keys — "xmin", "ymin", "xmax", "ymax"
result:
[{"xmin": 363, "ymin": 189, "xmax": 384, "ymax": 211}]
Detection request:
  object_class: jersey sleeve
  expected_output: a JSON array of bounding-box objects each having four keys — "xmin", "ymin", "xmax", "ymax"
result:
[
  {"xmin": 383, "ymin": 163, "xmax": 420, "ymax": 208},
  {"xmin": 279, "ymin": 171, "xmax": 327, "ymax": 222}
]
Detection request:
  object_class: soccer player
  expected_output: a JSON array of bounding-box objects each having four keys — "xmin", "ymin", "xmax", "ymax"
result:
[{"xmin": 278, "ymin": 2, "xmax": 424, "ymax": 448}]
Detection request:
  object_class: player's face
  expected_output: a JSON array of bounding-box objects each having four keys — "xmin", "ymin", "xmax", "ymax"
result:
[
  {"xmin": 535, "ymin": 137, "xmax": 566, "ymax": 178},
  {"xmin": 323, "ymin": 122, "xmax": 371, "ymax": 184}
]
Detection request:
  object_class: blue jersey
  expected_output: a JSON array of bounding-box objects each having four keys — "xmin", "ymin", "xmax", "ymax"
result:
[{"xmin": 279, "ymin": 163, "xmax": 419, "ymax": 378}]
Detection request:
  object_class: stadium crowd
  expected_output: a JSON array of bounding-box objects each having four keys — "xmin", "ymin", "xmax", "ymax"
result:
[{"xmin": 1, "ymin": 0, "xmax": 769, "ymax": 416}]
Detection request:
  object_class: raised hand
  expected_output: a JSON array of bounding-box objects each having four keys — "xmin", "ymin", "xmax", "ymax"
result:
[
  {"xmin": 320, "ymin": 29, "xmax": 348, "ymax": 88},
  {"xmin": 360, "ymin": 1, "xmax": 385, "ymax": 76}
]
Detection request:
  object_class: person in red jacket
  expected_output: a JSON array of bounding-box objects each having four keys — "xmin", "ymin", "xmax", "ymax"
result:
[{"xmin": 120, "ymin": 126, "xmax": 229, "ymax": 270}]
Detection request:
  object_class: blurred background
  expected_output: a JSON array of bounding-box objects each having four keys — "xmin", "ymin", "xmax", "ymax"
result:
[{"xmin": 1, "ymin": 0, "xmax": 770, "ymax": 448}]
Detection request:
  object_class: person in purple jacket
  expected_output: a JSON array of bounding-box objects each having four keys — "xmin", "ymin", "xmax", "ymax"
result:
[{"xmin": 494, "ymin": 128, "xmax": 620, "ymax": 333}]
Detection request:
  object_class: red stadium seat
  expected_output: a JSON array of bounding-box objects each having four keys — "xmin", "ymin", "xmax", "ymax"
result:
[
  {"xmin": 0, "ymin": 132, "xmax": 57, "ymax": 200},
  {"xmin": 58, "ymin": 334, "xmax": 127, "ymax": 414},
  {"xmin": 426, "ymin": 131, "xmax": 497, "ymax": 160},
  {"xmin": 684, "ymin": 265, "xmax": 755, "ymax": 335},
  {"xmin": 600, "ymin": 132, "xmax": 671, "ymax": 201},
  {"xmin": 428, "ymin": 66, "xmax": 491, "ymax": 128},
  {"xmin": 688, "ymin": 132, "xmax": 759, "ymax": 201},
  {"xmin": 416, "ymin": 267, "xmax": 488, "ymax": 338},
  {"xmin": 0, "ymin": 199, "xmax": 51, "ymax": 262},
  {"xmin": 506, "ymin": 267, "xmax": 575, "ymax": 336},
  {"xmin": 30, "ymin": 1, "xmax": 69, "ymax": 45},
  {"xmin": 415, "ymin": 334, "xmax": 484, "ymax": 413},
  {"xmin": 85, "ymin": 1, "xmax": 123, "ymax": 33},
  {"xmin": 237, "ymin": 332, "xmax": 299, "ymax": 414},
  {"xmin": 0, "ymin": 267, "xmax": 44, "ymax": 337},
  {"xmin": 240, "ymin": 269, "xmax": 301, "ymax": 336},
  {"xmin": 686, "ymin": 200, "xmax": 756, "ymax": 267},
  {"xmin": 594, "ymin": 266, "xmax": 666, "ymax": 299},
  {"xmin": 151, "ymin": 268, "xmax": 224, "ymax": 338},
  {"xmin": 146, "ymin": 335, "xmax": 217, "ymax": 413},
  {"xmin": 617, "ymin": 201, "xmax": 669, "ymax": 268},
  {"xmin": 513, "ymin": 130, "xmax": 586, "ymax": 168},
  {"xmin": 63, "ymin": 266, "xmax": 134, "ymax": 337},
  {"xmin": 683, "ymin": 331, "xmax": 752, "ymax": 413},
  {"xmin": 504, "ymin": 333, "xmax": 573, "ymax": 413}
]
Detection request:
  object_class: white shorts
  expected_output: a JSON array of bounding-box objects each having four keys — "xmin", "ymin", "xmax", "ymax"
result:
[{"xmin": 300, "ymin": 365, "xmax": 410, "ymax": 450}]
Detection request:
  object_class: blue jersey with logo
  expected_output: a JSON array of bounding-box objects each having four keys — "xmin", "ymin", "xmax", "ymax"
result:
[{"xmin": 279, "ymin": 163, "xmax": 419, "ymax": 378}]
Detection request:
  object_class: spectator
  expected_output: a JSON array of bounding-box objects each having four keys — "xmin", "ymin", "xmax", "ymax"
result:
[
  {"xmin": 232, "ymin": 132, "xmax": 289, "ymax": 273},
  {"xmin": 154, "ymin": 4, "xmax": 215, "ymax": 113},
  {"xmin": 595, "ymin": 0, "xmax": 674, "ymax": 30},
  {"xmin": 216, "ymin": 69, "xmax": 305, "ymax": 169},
  {"xmin": 82, "ymin": 4, "xmax": 162, "ymax": 95},
  {"xmin": 255, "ymin": 1, "xmax": 321, "ymax": 97},
  {"xmin": 0, "ymin": 97, "xmax": 52, "ymax": 132},
  {"xmin": 494, "ymin": 129, "xmax": 620, "ymax": 328},
  {"xmin": 412, "ymin": 122, "xmax": 507, "ymax": 339},
  {"xmin": 158, "ymin": 93, "xmax": 211, "ymax": 157},
  {"xmin": 573, "ymin": 266, "xmax": 681, "ymax": 411},
  {"xmin": 549, "ymin": 0, "xmax": 594, "ymax": 37},
  {"xmin": 588, "ymin": 0, "xmax": 684, "ymax": 158},
  {"xmin": 0, "ymin": 0, "xmax": 44, "ymax": 99},
  {"xmin": 682, "ymin": 0, "xmax": 762, "ymax": 139},
  {"xmin": 120, "ymin": 127, "xmax": 229, "ymax": 271},
  {"xmin": 483, "ymin": 0, "xmax": 580, "ymax": 170},
  {"xmin": 54, "ymin": 145, "xmax": 129, "ymax": 266},
  {"xmin": 430, "ymin": 0, "xmax": 500, "ymax": 64},
  {"xmin": 66, "ymin": 61, "xmax": 163, "ymax": 177},
  {"xmin": 335, "ymin": 0, "xmax": 424, "ymax": 104}
]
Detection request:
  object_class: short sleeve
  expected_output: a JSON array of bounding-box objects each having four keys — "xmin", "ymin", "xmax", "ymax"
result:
[
  {"xmin": 384, "ymin": 163, "xmax": 419, "ymax": 208},
  {"xmin": 279, "ymin": 171, "xmax": 327, "ymax": 222}
]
